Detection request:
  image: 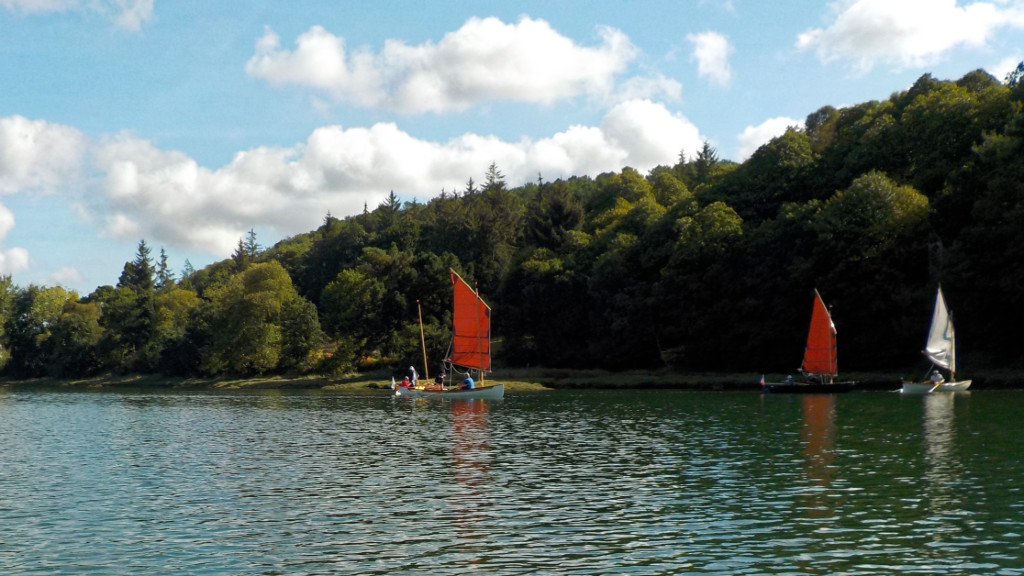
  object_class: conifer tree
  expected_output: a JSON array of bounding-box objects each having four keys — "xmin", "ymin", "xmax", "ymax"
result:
[
  {"xmin": 244, "ymin": 228, "xmax": 260, "ymax": 257},
  {"xmin": 484, "ymin": 162, "xmax": 506, "ymax": 191},
  {"xmin": 156, "ymin": 248, "xmax": 174, "ymax": 290}
]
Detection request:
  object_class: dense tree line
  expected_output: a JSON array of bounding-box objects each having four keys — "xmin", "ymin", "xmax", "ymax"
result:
[{"xmin": 2, "ymin": 67, "xmax": 1024, "ymax": 379}]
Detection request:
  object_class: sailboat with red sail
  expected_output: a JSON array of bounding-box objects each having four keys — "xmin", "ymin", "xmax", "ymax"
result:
[
  {"xmin": 763, "ymin": 290, "xmax": 856, "ymax": 393},
  {"xmin": 396, "ymin": 270, "xmax": 504, "ymax": 400}
]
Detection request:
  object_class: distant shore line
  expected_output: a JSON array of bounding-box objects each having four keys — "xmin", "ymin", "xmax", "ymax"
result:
[{"xmin": 2, "ymin": 367, "xmax": 1021, "ymax": 392}]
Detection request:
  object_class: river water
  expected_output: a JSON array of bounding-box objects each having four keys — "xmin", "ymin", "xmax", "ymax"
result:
[{"xmin": 1, "ymin": 387, "xmax": 1022, "ymax": 575}]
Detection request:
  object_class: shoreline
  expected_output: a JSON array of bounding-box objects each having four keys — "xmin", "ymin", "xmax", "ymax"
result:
[{"xmin": 2, "ymin": 367, "xmax": 1021, "ymax": 392}]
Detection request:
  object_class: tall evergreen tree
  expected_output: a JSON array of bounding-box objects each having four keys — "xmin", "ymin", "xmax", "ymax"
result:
[
  {"xmin": 156, "ymin": 248, "xmax": 174, "ymax": 290},
  {"xmin": 118, "ymin": 239, "xmax": 155, "ymax": 292},
  {"xmin": 483, "ymin": 162, "xmax": 506, "ymax": 191},
  {"xmin": 232, "ymin": 238, "xmax": 249, "ymax": 271},
  {"xmin": 105, "ymin": 240, "xmax": 158, "ymax": 370},
  {"xmin": 244, "ymin": 228, "xmax": 261, "ymax": 257}
]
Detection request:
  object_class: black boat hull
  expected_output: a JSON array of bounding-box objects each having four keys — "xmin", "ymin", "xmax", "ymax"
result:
[{"xmin": 763, "ymin": 382, "xmax": 856, "ymax": 394}]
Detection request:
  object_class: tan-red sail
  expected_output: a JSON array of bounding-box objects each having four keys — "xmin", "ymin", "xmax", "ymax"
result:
[
  {"xmin": 801, "ymin": 290, "xmax": 837, "ymax": 376},
  {"xmin": 450, "ymin": 270, "xmax": 491, "ymax": 371}
]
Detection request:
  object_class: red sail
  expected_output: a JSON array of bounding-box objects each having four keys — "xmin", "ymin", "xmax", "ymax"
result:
[
  {"xmin": 450, "ymin": 271, "xmax": 491, "ymax": 371},
  {"xmin": 801, "ymin": 290, "xmax": 837, "ymax": 376}
]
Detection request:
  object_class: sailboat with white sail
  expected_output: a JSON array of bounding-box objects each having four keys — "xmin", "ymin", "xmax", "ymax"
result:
[
  {"xmin": 395, "ymin": 270, "xmax": 504, "ymax": 400},
  {"xmin": 901, "ymin": 287, "xmax": 971, "ymax": 394}
]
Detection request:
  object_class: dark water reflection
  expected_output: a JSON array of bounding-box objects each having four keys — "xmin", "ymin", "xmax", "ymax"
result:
[{"xmin": 1, "ymin": 388, "xmax": 1023, "ymax": 575}]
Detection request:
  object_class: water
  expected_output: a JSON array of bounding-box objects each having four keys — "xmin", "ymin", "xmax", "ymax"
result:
[{"xmin": 1, "ymin": 387, "xmax": 1022, "ymax": 575}]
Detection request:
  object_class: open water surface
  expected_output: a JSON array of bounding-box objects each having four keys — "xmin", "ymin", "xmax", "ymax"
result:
[{"xmin": 1, "ymin": 387, "xmax": 1023, "ymax": 575}]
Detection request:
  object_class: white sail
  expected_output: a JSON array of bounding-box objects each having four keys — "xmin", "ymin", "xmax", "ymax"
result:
[{"xmin": 923, "ymin": 288, "xmax": 955, "ymax": 372}]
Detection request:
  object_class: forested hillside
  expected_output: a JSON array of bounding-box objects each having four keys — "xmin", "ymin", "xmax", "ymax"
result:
[{"xmin": 3, "ymin": 67, "xmax": 1023, "ymax": 379}]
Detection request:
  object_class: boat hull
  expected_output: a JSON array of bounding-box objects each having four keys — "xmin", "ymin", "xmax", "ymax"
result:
[
  {"xmin": 396, "ymin": 383, "xmax": 504, "ymax": 400},
  {"xmin": 900, "ymin": 380, "xmax": 972, "ymax": 394},
  {"xmin": 763, "ymin": 381, "xmax": 856, "ymax": 394}
]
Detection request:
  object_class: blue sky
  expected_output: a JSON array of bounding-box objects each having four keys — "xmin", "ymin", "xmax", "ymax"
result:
[{"xmin": 2, "ymin": 0, "xmax": 1023, "ymax": 294}]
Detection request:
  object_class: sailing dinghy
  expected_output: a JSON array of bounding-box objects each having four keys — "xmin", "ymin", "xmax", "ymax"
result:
[
  {"xmin": 763, "ymin": 290, "xmax": 856, "ymax": 394},
  {"xmin": 396, "ymin": 270, "xmax": 504, "ymax": 400},
  {"xmin": 901, "ymin": 288, "xmax": 971, "ymax": 394}
]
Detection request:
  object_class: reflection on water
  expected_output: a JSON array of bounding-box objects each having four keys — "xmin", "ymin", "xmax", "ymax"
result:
[
  {"xmin": 799, "ymin": 395, "xmax": 837, "ymax": 518},
  {"xmin": 923, "ymin": 392, "xmax": 960, "ymax": 484},
  {"xmin": 920, "ymin": 391, "xmax": 969, "ymax": 551},
  {"xmin": 2, "ymin": 388, "xmax": 1024, "ymax": 575},
  {"xmin": 449, "ymin": 399, "xmax": 492, "ymax": 547}
]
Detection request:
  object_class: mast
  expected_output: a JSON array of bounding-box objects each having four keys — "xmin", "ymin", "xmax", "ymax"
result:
[
  {"xmin": 475, "ymin": 281, "xmax": 485, "ymax": 385},
  {"xmin": 417, "ymin": 299, "xmax": 429, "ymax": 380}
]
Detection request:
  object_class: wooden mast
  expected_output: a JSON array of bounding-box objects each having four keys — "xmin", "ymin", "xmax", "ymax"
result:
[{"xmin": 417, "ymin": 299, "xmax": 429, "ymax": 380}]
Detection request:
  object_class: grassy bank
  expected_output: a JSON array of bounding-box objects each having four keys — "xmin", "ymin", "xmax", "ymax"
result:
[{"xmin": 2, "ymin": 367, "xmax": 1021, "ymax": 392}]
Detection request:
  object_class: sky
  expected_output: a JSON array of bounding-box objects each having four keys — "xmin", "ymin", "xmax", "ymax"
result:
[{"xmin": 2, "ymin": 0, "xmax": 1023, "ymax": 295}]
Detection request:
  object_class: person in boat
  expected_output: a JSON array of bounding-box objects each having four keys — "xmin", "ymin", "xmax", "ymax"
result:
[
  {"xmin": 785, "ymin": 375, "xmax": 795, "ymax": 385},
  {"xmin": 434, "ymin": 369, "xmax": 447, "ymax": 385},
  {"xmin": 460, "ymin": 374, "xmax": 475, "ymax": 390},
  {"xmin": 930, "ymin": 370, "xmax": 945, "ymax": 385},
  {"xmin": 408, "ymin": 366, "xmax": 419, "ymax": 386},
  {"xmin": 400, "ymin": 376, "xmax": 412, "ymax": 388}
]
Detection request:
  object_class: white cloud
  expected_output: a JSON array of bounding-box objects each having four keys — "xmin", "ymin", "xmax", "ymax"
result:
[
  {"xmin": 246, "ymin": 16, "xmax": 642, "ymax": 113},
  {"xmin": 0, "ymin": 202, "xmax": 30, "ymax": 275},
  {"xmin": 687, "ymin": 31, "xmax": 734, "ymax": 87},
  {"xmin": 0, "ymin": 0, "xmax": 76, "ymax": 12},
  {"xmin": 737, "ymin": 116, "xmax": 801, "ymax": 161},
  {"xmin": 699, "ymin": 0, "xmax": 735, "ymax": 11},
  {"xmin": 0, "ymin": 0, "xmax": 153, "ymax": 29},
  {"xmin": 614, "ymin": 74, "xmax": 683, "ymax": 103},
  {"xmin": 0, "ymin": 115, "xmax": 86, "ymax": 194},
  {"xmin": 2, "ymin": 104, "xmax": 703, "ymax": 261},
  {"xmin": 82, "ymin": 101, "xmax": 701, "ymax": 255},
  {"xmin": 797, "ymin": 0, "xmax": 1024, "ymax": 73},
  {"xmin": 110, "ymin": 0, "xmax": 153, "ymax": 31},
  {"xmin": 0, "ymin": 247, "xmax": 29, "ymax": 275},
  {"xmin": 601, "ymin": 99, "xmax": 704, "ymax": 170},
  {"xmin": 990, "ymin": 54, "xmax": 1024, "ymax": 82},
  {"xmin": 42, "ymin": 266, "xmax": 82, "ymax": 287}
]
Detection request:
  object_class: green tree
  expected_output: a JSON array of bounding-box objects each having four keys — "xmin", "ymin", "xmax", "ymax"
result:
[
  {"xmin": 153, "ymin": 287, "xmax": 201, "ymax": 374},
  {"xmin": 156, "ymin": 247, "xmax": 174, "ymax": 290},
  {"xmin": 119, "ymin": 239, "xmax": 155, "ymax": 292},
  {"xmin": 707, "ymin": 128, "xmax": 816, "ymax": 221},
  {"xmin": 810, "ymin": 172, "xmax": 931, "ymax": 367},
  {"xmin": 43, "ymin": 301, "xmax": 103, "ymax": 377},
  {"xmin": 103, "ymin": 240, "xmax": 158, "ymax": 370},
  {"xmin": 3, "ymin": 285, "xmax": 78, "ymax": 376},
  {"xmin": 524, "ymin": 181, "xmax": 585, "ymax": 249},
  {"xmin": 0, "ymin": 275, "xmax": 16, "ymax": 370},
  {"xmin": 320, "ymin": 268, "xmax": 384, "ymax": 349},
  {"xmin": 500, "ymin": 249, "xmax": 591, "ymax": 366},
  {"xmin": 203, "ymin": 261, "xmax": 311, "ymax": 375},
  {"xmin": 279, "ymin": 296, "xmax": 325, "ymax": 372},
  {"xmin": 693, "ymin": 141, "xmax": 720, "ymax": 185},
  {"xmin": 654, "ymin": 202, "xmax": 745, "ymax": 369},
  {"xmin": 244, "ymin": 228, "xmax": 261, "ymax": 257},
  {"xmin": 483, "ymin": 162, "xmax": 506, "ymax": 191},
  {"xmin": 1007, "ymin": 61, "xmax": 1024, "ymax": 86}
]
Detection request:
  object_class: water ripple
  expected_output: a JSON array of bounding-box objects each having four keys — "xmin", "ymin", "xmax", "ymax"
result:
[{"xmin": 2, "ymin": 389, "xmax": 1024, "ymax": 574}]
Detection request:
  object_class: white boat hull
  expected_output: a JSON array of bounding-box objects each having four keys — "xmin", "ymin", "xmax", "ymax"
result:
[
  {"xmin": 395, "ymin": 383, "xmax": 504, "ymax": 400},
  {"xmin": 901, "ymin": 380, "xmax": 972, "ymax": 394}
]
